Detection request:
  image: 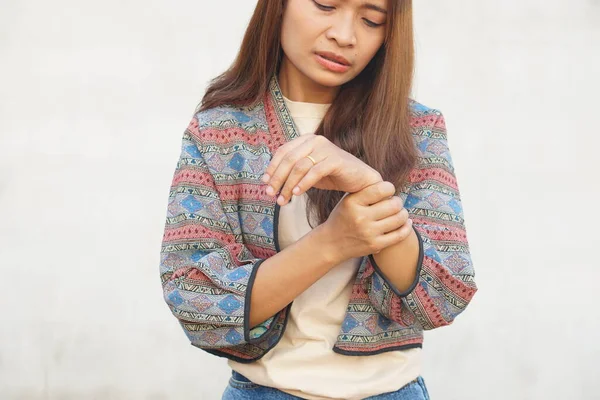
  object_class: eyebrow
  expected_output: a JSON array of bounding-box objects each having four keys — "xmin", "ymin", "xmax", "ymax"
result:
[{"xmin": 362, "ymin": 2, "xmax": 388, "ymax": 14}]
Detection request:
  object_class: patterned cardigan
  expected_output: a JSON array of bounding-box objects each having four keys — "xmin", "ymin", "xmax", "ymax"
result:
[{"xmin": 159, "ymin": 75, "xmax": 478, "ymax": 363}]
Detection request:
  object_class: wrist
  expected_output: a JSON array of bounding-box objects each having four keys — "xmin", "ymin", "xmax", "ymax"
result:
[{"xmin": 309, "ymin": 222, "xmax": 345, "ymax": 267}]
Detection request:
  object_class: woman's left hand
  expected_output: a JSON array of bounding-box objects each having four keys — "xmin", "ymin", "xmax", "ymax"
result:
[{"xmin": 262, "ymin": 134, "xmax": 383, "ymax": 206}]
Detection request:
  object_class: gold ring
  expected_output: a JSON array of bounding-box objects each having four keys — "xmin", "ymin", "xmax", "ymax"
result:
[{"xmin": 306, "ymin": 155, "xmax": 317, "ymax": 165}]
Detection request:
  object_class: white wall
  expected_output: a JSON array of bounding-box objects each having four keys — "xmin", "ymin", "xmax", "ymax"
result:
[{"xmin": 0, "ymin": 0, "xmax": 598, "ymax": 399}]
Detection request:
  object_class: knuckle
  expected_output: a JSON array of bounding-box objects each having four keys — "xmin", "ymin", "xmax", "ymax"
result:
[
  {"xmin": 269, "ymin": 175, "xmax": 281, "ymax": 186},
  {"xmin": 383, "ymin": 181, "xmax": 396, "ymax": 194},
  {"xmin": 393, "ymin": 198, "xmax": 403, "ymax": 212},
  {"xmin": 302, "ymin": 159, "xmax": 314, "ymax": 171},
  {"xmin": 394, "ymin": 196, "xmax": 403, "ymax": 207},
  {"xmin": 354, "ymin": 215, "xmax": 366, "ymax": 227},
  {"xmin": 396, "ymin": 213, "xmax": 405, "ymax": 225},
  {"xmin": 291, "ymin": 163, "xmax": 306, "ymax": 175},
  {"xmin": 280, "ymin": 181, "xmax": 291, "ymax": 192},
  {"xmin": 316, "ymin": 135, "xmax": 329, "ymax": 144},
  {"xmin": 312, "ymin": 162, "xmax": 325, "ymax": 174},
  {"xmin": 368, "ymin": 241, "xmax": 381, "ymax": 253},
  {"xmin": 283, "ymin": 153, "xmax": 295, "ymax": 164},
  {"xmin": 369, "ymin": 167, "xmax": 382, "ymax": 180},
  {"xmin": 400, "ymin": 229, "xmax": 410, "ymax": 241}
]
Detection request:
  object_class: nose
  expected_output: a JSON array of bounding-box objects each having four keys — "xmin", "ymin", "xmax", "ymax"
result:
[{"xmin": 325, "ymin": 12, "xmax": 357, "ymax": 47}]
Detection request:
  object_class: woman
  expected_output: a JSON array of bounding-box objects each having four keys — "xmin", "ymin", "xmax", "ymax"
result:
[{"xmin": 159, "ymin": 0, "xmax": 478, "ymax": 399}]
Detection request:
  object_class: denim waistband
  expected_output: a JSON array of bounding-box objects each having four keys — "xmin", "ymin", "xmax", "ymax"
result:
[{"xmin": 231, "ymin": 370, "xmax": 253, "ymax": 383}]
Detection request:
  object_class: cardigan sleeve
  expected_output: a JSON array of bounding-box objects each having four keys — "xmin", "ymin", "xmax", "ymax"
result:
[
  {"xmin": 159, "ymin": 114, "xmax": 286, "ymax": 362},
  {"xmin": 361, "ymin": 110, "xmax": 478, "ymax": 330}
]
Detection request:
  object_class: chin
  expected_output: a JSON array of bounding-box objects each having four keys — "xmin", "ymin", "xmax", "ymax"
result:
[{"xmin": 308, "ymin": 70, "xmax": 355, "ymax": 88}]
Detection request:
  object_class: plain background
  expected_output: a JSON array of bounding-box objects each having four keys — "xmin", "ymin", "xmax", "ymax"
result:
[{"xmin": 1, "ymin": 0, "xmax": 599, "ymax": 399}]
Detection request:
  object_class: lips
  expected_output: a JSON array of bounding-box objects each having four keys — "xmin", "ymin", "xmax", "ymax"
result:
[{"xmin": 315, "ymin": 51, "xmax": 351, "ymax": 66}]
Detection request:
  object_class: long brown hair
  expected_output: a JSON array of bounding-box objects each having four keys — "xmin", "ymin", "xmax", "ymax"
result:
[{"xmin": 199, "ymin": 0, "xmax": 416, "ymax": 227}]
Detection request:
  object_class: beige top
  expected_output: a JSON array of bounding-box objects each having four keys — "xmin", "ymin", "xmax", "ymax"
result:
[{"xmin": 228, "ymin": 95, "xmax": 421, "ymax": 400}]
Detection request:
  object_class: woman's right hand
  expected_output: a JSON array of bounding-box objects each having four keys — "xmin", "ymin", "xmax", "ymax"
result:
[{"xmin": 318, "ymin": 181, "xmax": 411, "ymax": 264}]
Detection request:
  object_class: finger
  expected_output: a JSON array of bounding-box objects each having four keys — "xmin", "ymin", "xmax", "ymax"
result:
[
  {"xmin": 267, "ymin": 140, "xmax": 317, "ymax": 196},
  {"xmin": 277, "ymin": 156, "xmax": 316, "ymax": 205},
  {"xmin": 263, "ymin": 135, "xmax": 314, "ymax": 184},
  {"xmin": 377, "ymin": 218, "xmax": 414, "ymax": 247},
  {"xmin": 369, "ymin": 196, "xmax": 407, "ymax": 221},
  {"xmin": 354, "ymin": 181, "xmax": 396, "ymax": 206},
  {"xmin": 375, "ymin": 211, "xmax": 411, "ymax": 235},
  {"xmin": 292, "ymin": 157, "xmax": 335, "ymax": 196}
]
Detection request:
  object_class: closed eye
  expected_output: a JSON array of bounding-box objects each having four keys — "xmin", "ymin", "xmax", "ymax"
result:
[
  {"xmin": 312, "ymin": 1, "xmax": 385, "ymax": 28},
  {"xmin": 312, "ymin": 0, "xmax": 334, "ymax": 11},
  {"xmin": 364, "ymin": 19, "xmax": 385, "ymax": 28}
]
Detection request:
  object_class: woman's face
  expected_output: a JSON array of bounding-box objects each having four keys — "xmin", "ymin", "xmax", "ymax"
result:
[{"xmin": 279, "ymin": 0, "xmax": 388, "ymax": 99}]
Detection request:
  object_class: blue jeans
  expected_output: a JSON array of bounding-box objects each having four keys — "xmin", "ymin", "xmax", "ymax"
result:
[{"xmin": 222, "ymin": 370, "xmax": 431, "ymax": 400}]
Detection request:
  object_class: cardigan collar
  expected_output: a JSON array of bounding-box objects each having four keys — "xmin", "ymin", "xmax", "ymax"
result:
[{"xmin": 266, "ymin": 74, "xmax": 303, "ymax": 145}]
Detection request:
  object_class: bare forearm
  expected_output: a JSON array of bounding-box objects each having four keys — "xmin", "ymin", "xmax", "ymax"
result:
[
  {"xmin": 372, "ymin": 227, "xmax": 420, "ymax": 293},
  {"xmin": 248, "ymin": 224, "xmax": 340, "ymax": 327}
]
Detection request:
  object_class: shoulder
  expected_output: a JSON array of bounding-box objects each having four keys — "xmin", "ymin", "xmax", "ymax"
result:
[
  {"xmin": 408, "ymin": 98, "xmax": 448, "ymax": 142},
  {"xmin": 182, "ymin": 102, "xmax": 269, "ymax": 166},
  {"xmin": 409, "ymin": 99, "xmax": 445, "ymax": 130},
  {"xmin": 407, "ymin": 99, "xmax": 454, "ymax": 169}
]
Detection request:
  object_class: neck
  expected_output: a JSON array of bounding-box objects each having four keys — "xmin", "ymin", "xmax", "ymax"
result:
[{"xmin": 278, "ymin": 56, "xmax": 339, "ymax": 104}]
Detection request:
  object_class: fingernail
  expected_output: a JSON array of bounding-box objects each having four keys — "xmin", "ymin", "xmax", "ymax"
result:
[
  {"xmin": 266, "ymin": 186, "xmax": 274, "ymax": 196},
  {"xmin": 293, "ymin": 186, "xmax": 300, "ymax": 195},
  {"xmin": 261, "ymin": 174, "xmax": 270, "ymax": 183},
  {"xmin": 277, "ymin": 195, "xmax": 284, "ymax": 204}
]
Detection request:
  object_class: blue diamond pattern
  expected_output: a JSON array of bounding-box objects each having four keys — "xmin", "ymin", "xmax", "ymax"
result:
[
  {"xmin": 217, "ymin": 295, "xmax": 242, "ymax": 314},
  {"xmin": 372, "ymin": 272, "xmax": 382, "ymax": 291},
  {"xmin": 167, "ymin": 291, "xmax": 184, "ymax": 307},
  {"xmin": 224, "ymin": 328, "xmax": 243, "ymax": 344},
  {"xmin": 424, "ymin": 246, "xmax": 442, "ymax": 263},
  {"xmin": 191, "ymin": 250, "xmax": 209, "ymax": 263},
  {"xmin": 232, "ymin": 111, "xmax": 251, "ymax": 123},
  {"xmin": 412, "ymin": 102, "xmax": 430, "ymax": 112},
  {"xmin": 404, "ymin": 194, "xmax": 421, "ymax": 209},
  {"xmin": 417, "ymin": 138, "xmax": 430, "ymax": 153},
  {"xmin": 378, "ymin": 314, "xmax": 392, "ymax": 330},
  {"xmin": 228, "ymin": 153, "xmax": 245, "ymax": 172},
  {"xmin": 181, "ymin": 195, "xmax": 203, "ymax": 213},
  {"xmin": 342, "ymin": 315, "xmax": 359, "ymax": 333},
  {"xmin": 185, "ymin": 144, "xmax": 201, "ymax": 158},
  {"xmin": 227, "ymin": 268, "xmax": 249, "ymax": 281},
  {"xmin": 448, "ymin": 198, "xmax": 462, "ymax": 214},
  {"xmin": 261, "ymin": 217, "xmax": 273, "ymax": 236}
]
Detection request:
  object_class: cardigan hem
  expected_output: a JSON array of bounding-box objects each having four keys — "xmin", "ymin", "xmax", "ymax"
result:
[
  {"xmin": 367, "ymin": 225, "xmax": 424, "ymax": 298},
  {"xmin": 244, "ymin": 259, "xmax": 284, "ymax": 344},
  {"xmin": 194, "ymin": 301, "xmax": 293, "ymax": 364},
  {"xmin": 332, "ymin": 342, "xmax": 423, "ymax": 356}
]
